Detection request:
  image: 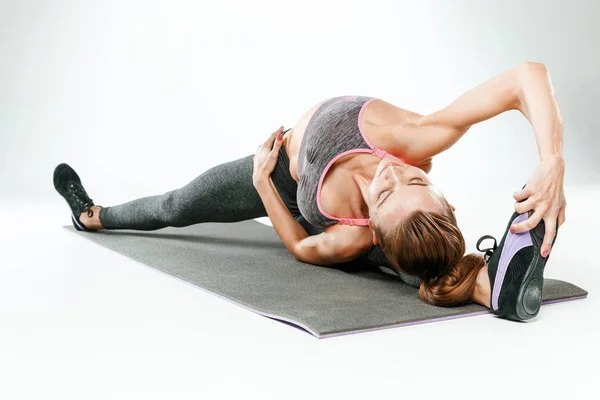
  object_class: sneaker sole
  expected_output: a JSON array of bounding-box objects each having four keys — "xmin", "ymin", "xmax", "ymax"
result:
[
  {"xmin": 515, "ymin": 212, "xmax": 553, "ymax": 320},
  {"xmin": 492, "ymin": 211, "xmax": 552, "ymax": 321},
  {"xmin": 59, "ymin": 196, "xmax": 95, "ymax": 232}
]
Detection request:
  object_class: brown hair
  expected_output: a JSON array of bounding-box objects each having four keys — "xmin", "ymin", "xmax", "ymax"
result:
[{"xmin": 373, "ymin": 199, "xmax": 484, "ymax": 307}]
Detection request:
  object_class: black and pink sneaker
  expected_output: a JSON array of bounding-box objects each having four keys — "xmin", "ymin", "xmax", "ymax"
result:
[
  {"xmin": 476, "ymin": 186, "xmax": 559, "ymax": 321},
  {"xmin": 53, "ymin": 163, "xmax": 101, "ymax": 232}
]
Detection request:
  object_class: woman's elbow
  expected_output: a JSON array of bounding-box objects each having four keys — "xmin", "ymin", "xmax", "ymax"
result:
[{"xmin": 518, "ymin": 61, "xmax": 548, "ymax": 75}]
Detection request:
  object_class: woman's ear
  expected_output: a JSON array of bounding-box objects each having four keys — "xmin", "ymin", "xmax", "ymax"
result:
[{"xmin": 450, "ymin": 203, "xmax": 456, "ymax": 212}]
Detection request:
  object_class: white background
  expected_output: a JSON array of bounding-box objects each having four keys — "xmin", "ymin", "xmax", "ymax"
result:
[{"xmin": 1, "ymin": 1, "xmax": 599, "ymax": 399}]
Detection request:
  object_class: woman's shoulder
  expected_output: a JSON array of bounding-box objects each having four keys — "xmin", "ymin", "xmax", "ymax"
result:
[
  {"xmin": 362, "ymin": 98, "xmax": 442, "ymax": 168},
  {"xmin": 362, "ymin": 97, "xmax": 424, "ymax": 126}
]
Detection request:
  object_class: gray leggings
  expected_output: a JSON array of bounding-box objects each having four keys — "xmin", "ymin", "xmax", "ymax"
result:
[{"xmin": 98, "ymin": 145, "xmax": 422, "ymax": 288}]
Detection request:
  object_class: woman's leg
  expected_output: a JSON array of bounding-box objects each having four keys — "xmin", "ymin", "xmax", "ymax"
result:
[{"xmin": 89, "ymin": 146, "xmax": 299, "ymax": 231}]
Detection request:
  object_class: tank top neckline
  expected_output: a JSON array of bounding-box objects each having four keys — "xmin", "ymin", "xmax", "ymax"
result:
[{"xmin": 315, "ymin": 98, "xmax": 410, "ymax": 227}]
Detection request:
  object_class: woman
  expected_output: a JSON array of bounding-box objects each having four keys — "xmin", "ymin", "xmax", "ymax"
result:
[{"xmin": 54, "ymin": 62, "xmax": 566, "ymax": 321}]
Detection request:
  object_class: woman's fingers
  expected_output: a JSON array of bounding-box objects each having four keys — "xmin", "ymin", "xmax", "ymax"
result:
[
  {"xmin": 513, "ymin": 186, "xmax": 533, "ymax": 202},
  {"xmin": 541, "ymin": 215, "xmax": 558, "ymax": 257},
  {"xmin": 514, "ymin": 196, "xmax": 536, "ymax": 214},
  {"xmin": 265, "ymin": 126, "xmax": 285, "ymax": 145},
  {"xmin": 510, "ymin": 206, "xmax": 544, "ymax": 234},
  {"xmin": 558, "ymin": 203, "xmax": 566, "ymax": 228},
  {"xmin": 511, "ymin": 199, "xmax": 559, "ymax": 257},
  {"xmin": 270, "ymin": 131, "xmax": 284, "ymax": 155}
]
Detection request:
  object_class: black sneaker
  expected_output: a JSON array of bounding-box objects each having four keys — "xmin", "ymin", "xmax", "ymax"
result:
[
  {"xmin": 53, "ymin": 163, "xmax": 101, "ymax": 232},
  {"xmin": 476, "ymin": 184, "xmax": 559, "ymax": 321}
]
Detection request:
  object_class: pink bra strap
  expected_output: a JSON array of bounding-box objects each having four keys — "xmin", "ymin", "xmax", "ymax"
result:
[
  {"xmin": 338, "ymin": 217, "xmax": 370, "ymax": 226},
  {"xmin": 373, "ymin": 145, "xmax": 408, "ymax": 163},
  {"xmin": 372, "ymin": 146, "xmax": 388, "ymax": 159},
  {"xmin": 358, "ymin": 99, "xmax": 410, "ymax": 164}
]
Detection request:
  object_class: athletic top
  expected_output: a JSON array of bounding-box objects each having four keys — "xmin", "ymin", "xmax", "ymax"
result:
[{"xmin": 296, "ymin": 95, "xmax": 409, "ymax": 229}]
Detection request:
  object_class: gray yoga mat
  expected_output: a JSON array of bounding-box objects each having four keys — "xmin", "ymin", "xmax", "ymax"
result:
[{"xmin": 63, "ymin": 219, "xmax": 588, "ymax": 338}]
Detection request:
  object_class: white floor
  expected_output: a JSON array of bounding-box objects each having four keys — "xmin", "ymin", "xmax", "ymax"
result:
[{"xmin": 1, "ymin": 186, "xmax": 599, "ymax": 400}]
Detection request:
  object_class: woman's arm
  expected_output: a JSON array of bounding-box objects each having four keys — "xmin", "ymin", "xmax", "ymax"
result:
[
  {"xmin": 401, "ymin": 62, "xmax": 566, "ymax": 257},
  {"xmin": 398, "ymin": 62, "xmax": 563, "ymax": 163},
  {"xmin": 514, "ymin": 62, "xmax": 563, "ymax": 160},
  {"xmin": 252, "ymin": 126, "xmax": 366, "ymax": 266},
  {"xmin": 254, "ymin": 177, "xmax": 309, "ymax": 254},
  {"xmin": 254, "ymin": 178, "xmax": 367, "ymax": 266}
]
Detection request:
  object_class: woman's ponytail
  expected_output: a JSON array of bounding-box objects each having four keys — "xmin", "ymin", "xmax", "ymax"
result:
[
  {"xmin": 373, "ymin": 200, "xmax": 486, "ymax": 307},
  {"xmin": 418, "ymin": 253, "xmax": 484, "ymax": 307}
]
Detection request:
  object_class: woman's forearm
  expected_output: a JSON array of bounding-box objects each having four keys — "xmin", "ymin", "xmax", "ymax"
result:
[
  {"xmin": 515, "ymin": 63, "xmax": 564, "ymax": 161},
  {"xmin": 394, "ymin": 62, "xmax": 564, "ymax": 163},
  {"xmin": 254, "ymin": 177, "xmax": 309, "ymax": 256}
]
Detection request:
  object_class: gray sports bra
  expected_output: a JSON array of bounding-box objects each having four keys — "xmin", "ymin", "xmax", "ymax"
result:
[{"xmin": 296, "ymin": 95, "xmax": 407, "ymax": 229}]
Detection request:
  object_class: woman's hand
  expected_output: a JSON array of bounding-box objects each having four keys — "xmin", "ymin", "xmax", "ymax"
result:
[
  {"xmin": 252, "ymin": 126, "xmax": 285, "ymax": 187},
  {"xmin": 510, "ymin": 155, "xmax": 567, "ymax": 258}
]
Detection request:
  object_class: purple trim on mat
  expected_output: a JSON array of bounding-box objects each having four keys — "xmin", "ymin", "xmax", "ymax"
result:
[
  {"xmin": 492, "ymin": 213, "xmax": 533, "ymax": 310},
  {"xmin": 318, "ymin": 294, "xmax": 589, "ymax": 338},
  {"xmin": 539, "ymin": 295, "xmax": 588, "ymax": 305},
  {"xmin": 62, "ymin": 226, "xmax": 589, "ymax": 340}
]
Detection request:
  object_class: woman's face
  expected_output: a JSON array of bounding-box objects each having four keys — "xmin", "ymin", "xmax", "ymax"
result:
[{"xmin": 366, "ymin": 158, "xmax": 448, "ymax": 231}]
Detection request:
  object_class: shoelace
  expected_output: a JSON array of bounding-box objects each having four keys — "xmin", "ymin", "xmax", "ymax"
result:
[
  {"xmin": 476, "ymin": 235, "xmax": 498, "ymax": 266},
  {"xmin": 67, "ymin": 182, "xmax": 95, "ymax": 218}
]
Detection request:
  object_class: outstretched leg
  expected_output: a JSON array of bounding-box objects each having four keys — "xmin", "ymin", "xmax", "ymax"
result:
[{"xmin": 84, "ymin": 146, "xmax": 298, "ymax": 231}]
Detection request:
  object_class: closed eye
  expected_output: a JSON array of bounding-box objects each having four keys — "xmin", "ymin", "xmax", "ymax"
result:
[{"xmin": 410, "ymin": 177, "xmax": 427, "ymax": 184}]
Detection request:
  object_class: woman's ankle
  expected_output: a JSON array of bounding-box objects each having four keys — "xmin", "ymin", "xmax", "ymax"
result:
[{"xmin": 80, "ymin": 206, "xmax": 104, "ymax": 230}]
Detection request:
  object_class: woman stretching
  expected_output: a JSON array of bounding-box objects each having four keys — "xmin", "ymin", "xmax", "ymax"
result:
[{"xmin": 54, "ymin": 62, "xmax": 566, "ymax": 322}]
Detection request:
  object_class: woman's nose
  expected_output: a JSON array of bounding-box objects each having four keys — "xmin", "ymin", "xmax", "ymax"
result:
[{"xmin": 386, "ymin": 164, "xmax": 407, "ymax": 179}]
